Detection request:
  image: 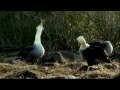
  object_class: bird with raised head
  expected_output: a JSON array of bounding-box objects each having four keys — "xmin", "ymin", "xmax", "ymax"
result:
[{"xmin": 17, "ymin": 19, "xmax": 46, "ymax": 65}]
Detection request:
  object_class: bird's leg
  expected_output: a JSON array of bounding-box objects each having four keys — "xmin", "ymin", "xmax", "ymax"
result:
[
  {"xmin": 83, "ymin": 66, "xmax": 91, "ymax": 79},
  {"xmin": 87, "ymin": 66, "xmax": 91, "ymax": 72},
  {"xmin": 86, "ymin": 66, "xmax": 90, "ymax": 79}
]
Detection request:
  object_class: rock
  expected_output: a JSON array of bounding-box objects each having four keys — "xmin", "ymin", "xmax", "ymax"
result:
[
  {"xmin": 39, "ymin": 50, "xmax": 78, "ymax": 64},
  {"xmin": 4, "ymin": 70, "xmax": 38, "ymax": 79}
]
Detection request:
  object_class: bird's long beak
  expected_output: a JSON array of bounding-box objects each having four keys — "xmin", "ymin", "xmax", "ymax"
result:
[{"xmin": 40, "ymin": 19, "xmax": 46, "ymax": 25}]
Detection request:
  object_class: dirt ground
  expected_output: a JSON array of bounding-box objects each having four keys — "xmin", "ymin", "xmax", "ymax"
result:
[{"xmin": 0, "ymin": 51, "xmax": 119, "ymax": 79}]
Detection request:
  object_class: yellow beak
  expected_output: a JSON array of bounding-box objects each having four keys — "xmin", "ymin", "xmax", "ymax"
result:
[{"xmin": 40, "ymin": 19, "xmax": 46, "ymax": 25}]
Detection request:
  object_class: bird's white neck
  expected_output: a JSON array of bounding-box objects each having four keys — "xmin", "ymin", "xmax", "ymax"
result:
[
  {"xmin": 80, "ymin": 42, "xmax": 90, "ymax": 50},
  {"xmin": 33, "ymin": 24, "xmax": 43, "ymax": 45},
  {"xmin": 34, "ymin": 32, "xmax": 41, "ymax": 45}
]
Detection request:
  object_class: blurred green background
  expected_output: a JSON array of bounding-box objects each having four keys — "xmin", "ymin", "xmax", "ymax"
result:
[{"xmin": 0, "ymin": 11, "xmax": 119, "ymax": 56}]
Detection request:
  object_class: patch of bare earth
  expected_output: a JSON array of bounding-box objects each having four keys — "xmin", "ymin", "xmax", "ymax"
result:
[{"xmin": 0, "ymin": 52, "xmax": 119, "ymax": 79}]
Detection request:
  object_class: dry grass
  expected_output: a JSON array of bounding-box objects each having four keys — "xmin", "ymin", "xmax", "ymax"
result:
[{"xmin": 0, "ymin": 52, "xmax": 119, "ymax": 79}]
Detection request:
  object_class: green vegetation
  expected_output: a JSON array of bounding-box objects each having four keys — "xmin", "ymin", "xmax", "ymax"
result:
[
  {"xmin": 0, "ymin": 11, "xmax": 119, "ymax": 79},
  {"xmin": 0, "ymin": 11, "xmax": 120, "ymax": 55}
]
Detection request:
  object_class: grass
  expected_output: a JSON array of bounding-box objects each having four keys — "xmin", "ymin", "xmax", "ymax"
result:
[{"xmin": 0, "ymin": 52, "xmax": 119, "ymax": 79}]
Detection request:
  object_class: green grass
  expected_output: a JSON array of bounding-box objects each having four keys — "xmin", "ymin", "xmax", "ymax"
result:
[{"xmin": 0, "ymin": 11, "xmax": 120, "ymax": 53}]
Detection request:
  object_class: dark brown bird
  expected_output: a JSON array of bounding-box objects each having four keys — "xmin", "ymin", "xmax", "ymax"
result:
[{"xmin": 76, "ymin": 36, "xmax": 113, "ymax": 78}]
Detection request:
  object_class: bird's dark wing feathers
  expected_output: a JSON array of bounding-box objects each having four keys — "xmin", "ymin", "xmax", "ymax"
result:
[
  {"xmin": 82, "ymin": 45, "xmax": 108, "ymax": 60},
  {"xmin": 89, "ymin": 42, "xmax": 105, "ymax": 48},
  {"xmin": 17, "ymin": 46, "xmax": 34, "ymax": 58},
  {"xmin": 89, "ymin": 42, "xmax": 102, "ymax": 45}
]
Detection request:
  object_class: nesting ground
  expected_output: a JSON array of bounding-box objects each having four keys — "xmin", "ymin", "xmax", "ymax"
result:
[{"xmin": 0, "ymin": 51, "xmax": 119, "ymax": 79}]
